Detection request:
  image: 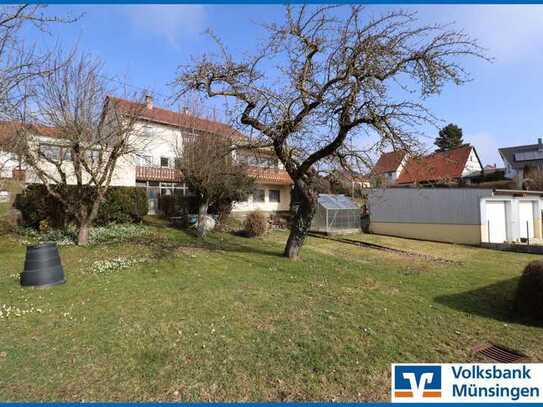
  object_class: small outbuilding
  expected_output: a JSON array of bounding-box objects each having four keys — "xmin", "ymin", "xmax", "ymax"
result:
[
  {"xmin": 368, "ymin": 188, "xmax": 543, "ymax": 245},
  {"xmin": 310, "ymin": 194, "xmax": 361, "ymax": 234}
]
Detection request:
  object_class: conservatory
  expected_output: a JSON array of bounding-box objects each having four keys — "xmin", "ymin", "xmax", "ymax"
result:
[{"xmin": 310, "ymin": 194, "xmax": 361, "ymax": 234}]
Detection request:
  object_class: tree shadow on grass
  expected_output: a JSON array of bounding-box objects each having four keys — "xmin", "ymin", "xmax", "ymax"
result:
[
  {"xmin": 135, "ymin": 228, "xmax": 285, "ymax": 261},
  {"xmin": 434, "ymin": 277, "xmax": 543, "ymax": 328}
]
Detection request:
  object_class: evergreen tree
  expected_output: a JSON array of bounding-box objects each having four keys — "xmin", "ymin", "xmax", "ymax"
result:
[{"xmin": 435, "ymin": 123, "xmax": 464, "ymax": 152}]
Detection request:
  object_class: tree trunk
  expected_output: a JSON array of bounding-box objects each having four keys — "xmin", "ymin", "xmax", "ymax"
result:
[
  {"xmin": 77, "ymin": 205, "xmax": 92, "ymax": 246},
  {"xmin": 283, "ymin": 182, "xmax": 317, "ymax": 259},
  {"xmin": 78, "ymin": 221, "xmax": 90, "ymax": 246},
  {"xmin": 197, "ymin": 200, "xmax": 209, "ymax": 238}
]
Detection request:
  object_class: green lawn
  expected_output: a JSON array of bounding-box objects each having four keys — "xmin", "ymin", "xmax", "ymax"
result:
[
  {"xmin": 0, "ymin": 202, "xmax": 9, "ymax": 217},
  {"xmin": 1, "ymin": 222, "xmax": 542, "ymax": 401}
]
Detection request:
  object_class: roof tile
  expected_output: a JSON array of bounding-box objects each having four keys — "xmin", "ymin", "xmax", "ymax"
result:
[
  {"xmin": 372, "ymin": 150, "xmax": 407, "ymax": 175},
  {"xmin": 396, "ymin": 145, "xmax": 475, "ymax": 184}
]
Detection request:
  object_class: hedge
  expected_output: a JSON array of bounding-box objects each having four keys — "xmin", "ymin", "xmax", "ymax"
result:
[
  {"xmin": 14, "ymin": 184, "xmax": 148, "ymax": 228},
  {"xmin": 157, "ymin": 193, "xmax": 199, "ymax": 218}
]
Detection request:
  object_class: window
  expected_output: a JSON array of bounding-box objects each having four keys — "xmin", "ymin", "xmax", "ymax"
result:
[
  {"xmin": 137, "ymin": 154, "xmax": 153, "ymax": 166},
  {"xmin": 160, "ymin": 157, "xmax": 170, "ymax": 167},
  {"xmin": 269, "ymin": 189, "xmax": 280, "ymax": 203},
  {"xmin": 254, "ymin": 189, "xmax": 265, "ymax": 202},
  {"xmin": 142, "ymin": 125, "xmax": 154, "ymax": 138},
  {"xmin": 86, "ymin": 149, "xmax": 101, "ymax": 164},
  {"xmin": 39, "ymin": 144, "xmax": 61, "ymax": 161}
]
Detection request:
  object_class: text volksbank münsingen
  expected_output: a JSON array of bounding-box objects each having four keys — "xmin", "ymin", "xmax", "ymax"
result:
[{"xmin": 451, "ymin": 366, "xmax": 539, "ymax": 401}]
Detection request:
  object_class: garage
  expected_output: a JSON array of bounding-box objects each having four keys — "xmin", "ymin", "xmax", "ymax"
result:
[
  {"xmin": 485, "ymin": 201, "xmax": 508, "ymax": 243},
  {"xmin": 368, "ymin": 188, "xmax": 543, "ymax": 245},
  {"xmin": 519, "ymin": 201, "xmax": 535, "ymax": 240}
]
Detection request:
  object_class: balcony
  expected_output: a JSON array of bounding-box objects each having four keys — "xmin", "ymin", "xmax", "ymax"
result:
[{"xmin": 136, "ymin": 166, "xmax": 183, "ymax": 182}]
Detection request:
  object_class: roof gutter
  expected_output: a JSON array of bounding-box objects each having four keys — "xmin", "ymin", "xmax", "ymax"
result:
[{"xmin": 493, "ymin": 188, "xmax": 543, "ymax": 197}]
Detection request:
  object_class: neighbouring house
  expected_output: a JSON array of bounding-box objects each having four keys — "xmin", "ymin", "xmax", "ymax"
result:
[
  {"xmin": 324, "ymin": 169, "xmax": 370, "ymax": 196},
  {"xmin": 370, "ymin": 150, "xmax": 408, "ymax": 186},
  {"xmin": 368, "ymin": 187, "xmax": 543, "ymax": 245},
  {"xmin": 371, "ymin": 145, "xmax": 483, "ymax": 187},
  {"xmin": 499, "ymin": 138, "xmax": 543, "ymax": 188},
  {"xmin": 0, "ymin": 96, "xmax": 293, "ymax": 215},
  {"xmin": 395, "ymin": 144, "xmax": 483, "ymax": 185}
]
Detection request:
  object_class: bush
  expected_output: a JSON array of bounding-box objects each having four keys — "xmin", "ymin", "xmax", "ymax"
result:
[
  {"xmin": 96, "ymin": 187, "xmax": 148, "ymax": 225},
  {"xmin": 515, "ymin": 260, "xmax": 543, "ymax": 320},
  {"xmin": 158, "ymin": 193, "xmax": 199, "ymax": 218},
  {"xmin": 243, "ymin": 210, "xmax": 269, "ymax": 237},
  {"xmin": 14, "ymin": 184, "xmax": 148, "ymax": 228}
]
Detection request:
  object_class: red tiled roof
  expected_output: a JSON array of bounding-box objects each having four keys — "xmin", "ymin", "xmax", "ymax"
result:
[
  {"xmin": 246, "ymin": 166, "xmax": 293, "ymax": 185},
  {"xmin": 372, "ymin": 150, "xmax": 407, "ymax": 175},
  {"xmin": 396, "ymin": 145, "xmax": 475, "ymax": 185},
  {"xmin": 108, "ymin": 96, "xmax": 246, "ymax": 141},
  {"xmin": 0, "ymin": 121, "xmax": 59, "ymax": 146}
]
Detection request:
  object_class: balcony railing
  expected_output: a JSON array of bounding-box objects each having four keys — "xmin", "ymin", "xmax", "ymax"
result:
[{"xmin": 136, "ymin": 166, "xmax": 183, "ymax": 182}]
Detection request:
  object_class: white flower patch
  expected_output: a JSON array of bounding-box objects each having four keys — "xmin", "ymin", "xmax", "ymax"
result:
[
  {"xmin": 0, "ymin": 303, "xmax": 43, "ymax": 319},
  {"xmin": 17, "ymin": 224, "xmax": 150, "ymax": 247},
  {"xmin": 88, "ymin": 257, "xmax": 146, "ymax": 274}
]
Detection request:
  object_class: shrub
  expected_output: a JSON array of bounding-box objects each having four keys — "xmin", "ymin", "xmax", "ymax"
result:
[
  {"xmin": 95, "ymin": 187, "xmax": 148, "ymax": 225},
  {"xmin": 14, "ymin": 184, "xmax": 148, "ymax": 228},
  {"xmin": 243, "ymin": 210, "xmax": 269, "ymax": 237},
  {"xmin": 158, "ymin": 194, "xmax": 200, "ymax": 218},
  {"xmin": 514, "ymin": 260, "xmax": 543, "ymax": 320}
]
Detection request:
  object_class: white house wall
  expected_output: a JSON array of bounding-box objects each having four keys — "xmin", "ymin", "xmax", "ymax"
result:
[
  {"xmin": 232, "ymin": 184, "xmax": 291, "ymax": 213},
  {"xmin": 132, "ymin": 121, "xmax": 184, "ymax": 166},
  {"xmin": 462, "ymin": 149, "xmax": 483, "ymax": 176},
  {"xmin": 0, "ymin": 151, "xmax": 17, "ymax": 178},
  {"xmin": 25, "ymin": 153, "xmax": 136, "ymax": 187}
]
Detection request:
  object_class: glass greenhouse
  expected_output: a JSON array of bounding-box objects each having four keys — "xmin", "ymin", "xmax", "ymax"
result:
[{"xmin": 310, "ymin": 194, "xmax": 361, "ymax": 234}]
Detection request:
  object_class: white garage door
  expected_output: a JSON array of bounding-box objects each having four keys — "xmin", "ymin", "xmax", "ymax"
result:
[
  {"xmin": 519, "ymin": 201, "xmax": 534, "ymax": 239},
  {"xmin": 486, "ymin": 201, "xmax": 507, "ymax": 243}
]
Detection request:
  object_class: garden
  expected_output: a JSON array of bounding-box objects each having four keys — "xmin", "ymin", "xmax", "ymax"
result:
[{"xmin": 1, "ymin": 206, "xmax": 543, "ymax": 401}]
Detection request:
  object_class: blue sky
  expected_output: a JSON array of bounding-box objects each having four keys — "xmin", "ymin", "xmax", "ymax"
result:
[{"xmin": 28, "ymin": 4, "xmax": 543, "ymax": 167}]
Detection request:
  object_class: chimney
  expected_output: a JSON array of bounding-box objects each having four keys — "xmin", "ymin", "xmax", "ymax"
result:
[{"xmin": 145, "ymin": 95, "xmax": 153, "ymax": 110}]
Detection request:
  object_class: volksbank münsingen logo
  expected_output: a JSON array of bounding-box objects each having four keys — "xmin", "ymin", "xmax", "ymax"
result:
[
  {"xmin": 393, "ymin": 365, "xmax": 442, "ymax": 399},
  {"xmin": 392, "ymin": 363, "xmax": 543, "ymax": 403}
]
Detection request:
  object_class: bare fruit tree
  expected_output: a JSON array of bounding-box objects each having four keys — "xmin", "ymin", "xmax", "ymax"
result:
[
  {"xmin": 0, "ymin": 5, "xmax": 77, "ymax": 119},
  {"xmin": 178, "ymin": 129, "xmax": 254, "ymax": 238},
  {"xmin": 0, "ymin": 5, "xmax": 76, "ymax": 196},
  {"xmin": 15, "ymin": 54, "xmax": 146, "ymax": 245},
  {"xmin": 175, "ymin": 5, "xmax": 487, "ymax": 259}
]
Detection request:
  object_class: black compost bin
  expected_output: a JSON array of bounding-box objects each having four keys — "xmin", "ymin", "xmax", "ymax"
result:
[{"xmin": 20, "ymin": 242, "xmax": 66, "ymax": 287}]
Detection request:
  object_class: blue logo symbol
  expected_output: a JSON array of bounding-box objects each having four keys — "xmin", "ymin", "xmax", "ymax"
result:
[{"xmin": 394, "ymin": 365, "xmax": 442, "ymax": 399}]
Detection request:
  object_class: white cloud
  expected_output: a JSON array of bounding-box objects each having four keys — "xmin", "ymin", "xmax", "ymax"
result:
[
  {"xmin": 121, "ymin": 5, "xmax": 207, "ymax": 47},
  {"xmin": 414, "ymin": 5, "xmax": 543, "ymax": 61}
]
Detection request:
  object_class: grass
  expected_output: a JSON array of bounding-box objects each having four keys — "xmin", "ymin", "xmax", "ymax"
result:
[
  {"xmin": 1, "ymin": 221, "xmax": 543, "ymax": 401},
  {"xmin": 0, "ymin": 202, "xmax": 9, "ymax": 217}
]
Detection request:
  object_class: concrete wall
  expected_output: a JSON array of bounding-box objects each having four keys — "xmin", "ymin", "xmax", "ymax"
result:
[
  {"xmin": 368, "ymin": 188, "xmax": 494, "ymax": 225},
  {"xmin": 368, "ymin": 188, "xmax": 543, "ymax": 245}
]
